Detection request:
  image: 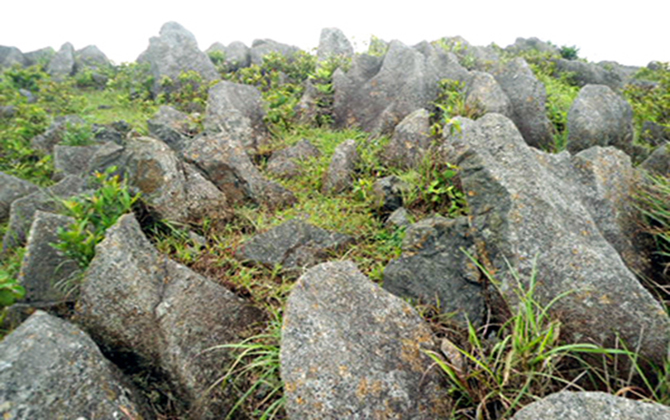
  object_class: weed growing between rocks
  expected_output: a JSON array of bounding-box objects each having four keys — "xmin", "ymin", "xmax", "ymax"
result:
[
  {"xmin": 0, "ymin": 250, "xmax": 26, "ymax": 331},
  {"xmin": 624, "ymin": 62, "xmax": 670, "ymax": 144}
]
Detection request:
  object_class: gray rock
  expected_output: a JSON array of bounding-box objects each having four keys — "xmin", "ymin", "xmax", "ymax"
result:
[
  {"xmin": 86, "ymin": 141, "xmax": 126, "ymax": 175},
  {"xmin": 383, "ymin": 108, "xmax": 432, "ymax": 169},
  {"xmin": 0, "ymin": 311, "xmax": 151, "ymax": 420},
  {"xmin": 0, "ymin": 105, "xmax": 16, "ymax": 118},
  {"xmin": 23, "ymin": 47, "xmax": 55, "ymax": 67},
  {"xmin": 2, "ymin": 175, "xmax": 88, "ymax": 252},
  {"xmin": 46, "ymin": 42, "xmax": 76, "ymax": 80},
  {"xmin": 147, "ymin": 105, "xmax": 192, "ymax": 152},
  {"xmin": 207, "ymin": 41, "xmax": 251, "ymax": 71},
  {"xmin": 640, "ymin": 142, "xmax": 670, "ymax": 177},
  {"xmin": 443, "ymin": 113, "xmax": 670, "ymax": 365},
  {"xmin": 506, "ymin": 37, "xmax": 559, "ymax": 56},
  {"xmin": 465, "ymin": 71, "xmax": 513, "ymax": 118},
  {"xmin": 371, "ymin": 175, "xmax": 413, "ymax": 215},
  {"xmin": 640, "ymin": 121, "xmax": 669, "ymax": 147},
  {"xmin": 0, "ymin": 172, "xmax": 38, "ymax": 223},
  {"xmin": 30, "ymin": 115, "xmax": 86, "ymax": 154},
  {"xmin": 321, "ymin": 139, "xmax": 359, "ymax": 195},
  {"xmin": 383, "ymin": 216, "xmax": 484, "ymax": 326},
  {"xmin": 92, "ymin": 124, "xmax": 124, "ymax": 144},
  {"xmin": 553, "ymin": 58, "xmax": 623, "ymax": 90},
  {"xmin": 511, "ymin": 391, "xmax": 670, "ymax": 420},
  {"xmin": 53, "ymin": 144, "xmax": 101, "ymax": 180},
  {"xmin": 267, "ymin": 138, "xmax": 321, "ymax": 178},
  {"xmin": 77, "ymin": 213, "xmax": 263, "ymax": 419},
  {"xmin": 250, "ymin": 38, "xmax": 301, "ymax": 65},
  {"xmin": 386, "ymin": 207, "xmax": 411, "ymax": 228},
  {"xmin": 0, "ymin": 45, "xmax": 27, "ymax": 68},
  {"xmin": 433, "ymin": 36, "xmax": 501, "ymax": 71},
  {"xmin": 317, "ymin": 27, "xmax": 353, "ymax": 61},
  {"xmin": 236, "ymin": 218, "xmax": 353, "ymax": 272},
  {"xmin": 184, "ymin": 132, "xmax": 296, "ymax": 208},
  {"xmin": 74, "ymin": 45, "xmax": 111, "ymax": 72},
  {"xmin": 204, "ymin": 80, "xmax": 268, "ymax": 151},
  {"xmin": 137, "ymin": 21, "xmax": 220, "ymax": 96},
  {"xmin": 494, "ymin": 57, "xmax": 554, "ymax": 150},
  {"xmin": 281, "ymin": 261, "xmax": 451, "ymax": 419},
  {"xmin": 18, "ymin": 211, "xmax": 79, "ymax": 305}
]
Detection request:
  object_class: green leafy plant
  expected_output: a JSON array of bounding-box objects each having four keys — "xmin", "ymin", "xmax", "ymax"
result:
[
  {"xmin": 157, "ymin": 70, "xmax": 216, "ymax": 113},
  {"xmin": 368, "ymin": 35, "xmax": 389, "ymax": 57},
  {"xmin": 624, "ymin": 63, "xmax": 670, "ymax": 142},
  {"xmin": 559, "ymin": 45, "xmax": 580, "ymax": 61},
  {"xmin": 431, "ymin": 79, "xmax": 483, "ymax": 138},
  {"xmin": 0, "ymin": 264, "xmax": 26, "ymax": 324},
  {"xmin": 61, "ymin": 121, "xmax": 95, "ymax": 146}
]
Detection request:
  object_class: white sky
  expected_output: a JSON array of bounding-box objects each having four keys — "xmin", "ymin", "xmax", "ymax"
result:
[{"xmin": 1, "ymin": 0, "xmax": 667, "ymax": 67}]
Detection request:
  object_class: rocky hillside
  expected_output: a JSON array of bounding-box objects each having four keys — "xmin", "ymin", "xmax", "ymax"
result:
[{"xmin": 1, "ymin": 23, "xmax": 669, "ymax": 419}]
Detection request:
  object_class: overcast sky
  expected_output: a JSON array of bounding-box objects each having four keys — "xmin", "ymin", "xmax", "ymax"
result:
[{"xmin": 1, "ymin": 0, "xmax": 667, "ymax": 67}]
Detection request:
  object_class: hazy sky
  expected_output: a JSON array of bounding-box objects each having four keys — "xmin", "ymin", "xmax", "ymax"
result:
[{"xmin": 1, "ymin": 0, "xmax": 667, "ymax": 67}]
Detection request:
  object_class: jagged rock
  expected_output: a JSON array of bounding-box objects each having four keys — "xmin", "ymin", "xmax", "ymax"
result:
[
  {"xmin": 371, "ymin": 175, "xmax": 412, "ymax": 215},
  {"xmin": 383, "ymin": 216, "xmax": 484, "ymax": 326},
  {"xmin": 0, "ymin": 45, "xmax": 27, "ymax": 68},
  {"xmin": 640, "ymin": 121, "xmax": 669, "ymax": 147},
  {"xmin": 2, "ymin": 175, "xmax": 88, "ymax": 252},
  {"xmin": 0, "ymin": 311, "xmax": 152, "ymax": 420},
  {"xmin": 511, "ymin": 391, "xmax": 670, "ymax": 420},
  {"xmin": 92, "ymin": 123, "xmax": 124, "ymax": 144},
  {"xmin": 137, "ymin": 21, "xmax": 220, "ymax": 96},
  {"xmin": 47, "ymin": 42, "xmax": 76, "ymax": 80},
  {"xmin": 494, "ymin": 57, "xmax": 554, "ymax": 150},
  {"xmin": 334, "ymin": 40, "xmax": 470, "ymax": 134},
  {"xmin": 30, "ymin": 115, "xmax": 86, "ymax": 154},
  {"xmin": 236, "ymin": 218, "xmax": 353, "ymax": 272},
  {"xmin": 86, "ymin": 141, "xmax": 126, "ymax": 176},
  {"xmin": 77, "ymin": 213, "xmax": 263, "ymax": 419},
  {"xmin": 321, "ymin": 139, "xmax": 359, "ymax": 195},
  {"xmin": 184, "ymin": 132, "xmax": 296, "ymax": 208},
  {"xmin": 442, "ymin": 113, "xmax": 670, "ymax": 365},
  {"xmin": 383, "ymin": 108, "xmax": 432, "ymax": 169},
  {"xmin": 281, "ymin": 261, "xmax": 450, "ymax": 419},
  {"xmin": 553, "ymin": 58, "xmax": 623, "ymax": 90},
  {"xmin": 23, "ymin": 47, "xmax": 55, "ymax": 66},
  {"xmin": 0, "ymin": 171, "xmax": 38, "ymax": 223},
  {"xmin": 75, "ymin": 45, "xmax": 111, "ymax": 70},
  {"xmin": 386, "ymin": 207, "xmax": 411, "ymax": 228},
  {"xmin": 204, "ymin": 80, "xmax": 268, "ymax": 151},
  {"xmin": 506, "ymin": 37, "xmax": 559, "ymax": 55},
  {"xmin": 250, "ymin": 38, "xmax": 301, "ymax": 65},
  {"xmin": 53, "ymin": 144, "xmax": 102, "ymax": 180},
  {"xmin": 147, "ymin": 105, "xmax": 193, "ymax": 152},
  {"xmin": 466, "ymin": 71, "xmax": 513, "ymax": 117},
  {"xmin": 17, "ymin": 210, "xmax": 79, "ymax": 305},
  {"xmin": 567, "ymin": 85, "xmax": 635, "ymax": 158},
  {"xmin": 317, "ymin": 27, "xmax": 353, "ymax": 61},
  {"xmin": 207, "ymin": 41, "xmax": 251, "ymax": 71},
  {"xmin": 434, "ymin": 36, "xmax": 501, "ymax": 71},
  {"xmin": 640, "ymin": 142, "xmax": 670, "ymax": 177},
  {"xmin": 267, "ymin": 138, "xmax": 321, "ymax": 178}
]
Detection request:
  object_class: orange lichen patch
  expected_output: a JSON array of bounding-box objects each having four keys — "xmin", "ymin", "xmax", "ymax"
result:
[
  {"xmin": 338, "ymin": 365, "xmax": 350, "ymax": 378},
  {"xmin": 400, "ymin": 338, "xmax": 426, "ymax": 373},
  {"xmin": 599, "ymin": 294, "xmax": 612, "ymax": 305},
  {"xmin": 135, "ymin": 159, "xmax": 163, "ymax": 194},
  {"xmin": 356, "ymin": 377, "xmax": 383, "ymax": 400}
]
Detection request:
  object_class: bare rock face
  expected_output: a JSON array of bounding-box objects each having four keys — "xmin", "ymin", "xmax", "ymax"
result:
[
  {"xmin": 46, "ymin": 42, "xmax": 76, "ymax": 80},
  {"xmin": 0, "ymin": 172, "xmax": 38, "ymax": 223},
  {"xmin": 281, "ymin": 261, "xmax": 450, "ymax": 419},
  {"xmin": 250, "ymin": 38, "xmax": 301, "ymax": 65},
  {"xmin": 465, "ymin": 71, "xmax": 513, "ymax": 118},
  {"xmin": 147, "ymin": 105, "xmax": 194, "ymax": 152},
  {"xmin": 383, "ymin": 108, "xmax": 432, "ymax": 169},
  {"xmin": 0, "ymin": 311, "xmax": 152, "ymax": 420},
  {"xmin": 317, "ymin": 27, "xmax": 353, "ymax": 62},
  {"xmin": 267, "ymin": 139, "xmax": 321, "ymax": 179},
  {"xmin": 321, "ymin": 139, "xmax": 359, "ymax": 195}
]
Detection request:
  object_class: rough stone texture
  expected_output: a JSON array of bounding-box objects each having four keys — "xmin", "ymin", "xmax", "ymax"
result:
[
  {"xmin": 506, "ymin": 37, "xmax": 559, "ymax": 56},
  {"xmin": 137, "ymin": 21, "xmax": 220, "ymax": 96},
  {"xmin": 433, "ymin": 36, "xmax": 501, "ymax": 72},
  {"xmin": 386, "ymin": 207, "xmax": 411, "ymax": 229},
  {"xmin": 147, "ymin": 105, "xmax": 193, "ymax": 152},
  {"xmin": 86, "ymin": 141, "xmax": 126, "ymax": 176},
  {"xmin": 236, "ymin": 218, "xmax": 353, "ymax": 272},
  {"xmin": 567, "ymin": 85, "xmax": 636, "ymax": 156},
  {"xmin": 383, "ymin": 216, "xmax": 484, "ymax": 326},
  {"xmin": 92, "ymin": 123, "xmax": 124, "ymax": 144},
  {"xmin": 207, "ymin": 41, "xmax": 251, "ymax": 71},
  {"xmin": 317, "ymin": 27, "xmax": 353, "ymax": 61},
  {"xmin": 383, "ymin": 108, "xmax": 432, "ymax": 169},
  {"xmin": 267, "ymin": 138, "xmax": 321, "ymax": 178},
  {"xmin": 77, "ymin": 213, "xmax": 263, "ymax": 419},
  {"xmin": 250, "ymin": 38, "xmax": 301, "ymax": 65},
  {"xmin": 30, "ymin": 115, "xmax": 86, "ymax": 154},
  {"xmin": 74, "ymin": 45, "xmax": 111, "ymax": 75},
  {"xmin": 184, "ymin": 132, "xmax": 296, "ymax": 208},
  {"xmin": 18, "ymin": 211, "xmax": 79, "ymax": 305},
  {"xmin": 321, "ymin": 139, "xmax": 359, "ymax": 195},
  {"xmin": 371, "ymin": 175, "xmax": 413, "ymax": 215},
  {"xmin": 640, "ymin": 142, "xmax": 670, "ymax": 177},
  {"xmin": 2, "ymin": 175, "xmax": 88, "ymax": 253},
  {"xmin": 0, "ymin": 45, "xmax": 27, "ymax": 68},
  {"xmin": 0, "ymin": 171, "xmax": 38, "ymax": 223},
  {"xmin": 23, "ymin": 47, "xmax": 55, "ymax": 67},
  {"xmin": 465, "ymin": 71, "xmax": 513, "ymax": 118},
  {"xmin": 281, "ymin": 261, "xmax": 450, "ymax": 419},
  {"xmin": 494, "ymin": 57, "xmax": 554, "ymax": 150},
  {"xmin": 0, "ymin": 311, "xmax": 151, "ymax": 420},
  {"xmin": 553, "ymin": 58, "xmax": 624, "ymax": 90},
  {"xmin": 53, "ymin": 144, "xmax": 101, "ymax": 180},
  {"xmin": 46, "ymin": 42, "xmax": 76, "ymax": 80},
  {"xmin": 641, "ymin": 121, "xmax": 670, "ymax": 147},
  {"xmin": 442, "ymin": 113, "xmax": 670, "ymax": 365},
  {"xmin": 511, "ymin": 391, "xmax": 670, "ymax": 420},
  {"xmin": 334, "ymin": 40, "xmax": 470, "ymax": 135}
]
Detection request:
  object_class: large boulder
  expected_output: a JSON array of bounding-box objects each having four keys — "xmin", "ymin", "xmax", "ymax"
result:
[
  {"xmin": 147, "ymin": 105, "xmax": 193, "ymax": 152},
  {"xmin": 506, "ymin": 37, "xmax": 559, "ymax": 56},
  {"xmin": 553, "ymin": 58, "xmax": 623, "ymax": 90},
  {"xmin": 0, "ymin": 171, "xmax": 38, "ymax": 223},
  {"xmin": 465, "ymin": 71, "xmax": 513, "ymax": 118},
  {"xmin": 511, "ymin": 391, "xmax": 670, "ymax": 420},
  {"xmin": 74, "ymin": 45, "xmax": 111, "ymax": 70},
  {"xmin": 206, "ymin": 41, "xmax": 251, "ymax": 71},
  {"xmin": 266, "ymin": 138, "xmax": 321, "ymax": 179},
  {"xmin": 0, "ymin": 311, "xmax": 151, "ymax": 420},
  {"xmin": 23, "ymin": 47, "xmax": 55, "ymax": 67},
  {"xmin": 317, "ymin": 27, "xmax": 353, "ymax": 62},
  {"xmin": 281, "ymin": 261, "xmax": 450, "ymax": 419},
  {"xmin": 46, "ymin": 42, "xmax": 76, "ymax": 80},
  {"xmin": 442, "ymin": 113, "xmax": 670, "ymax": 365},
  {"xmin": 137, "ymin": 21, "xmax": 220, "ymax": 96},
  {"xmin": 383, "ymin": 108, "xmax": 432, "ymax": 169},
  {"xmin": 77, "ymin": 213, "xmax": 263, "ymax": 419},
  {"xmin": 204, "ymin": 80, "xmax": 268, "ymax": 151},
  {"xmin": 321, "ymin": 138, "xmax": 359, "ymax": 195},
  {"xmin": 0, "ymin": 45, "xmax": 27, "ymax": 68},
  {"xmin": 250, "ymin": 38, "xmax": 301, "ymax": 65},
  {"xmin": 640, "ymin": 142, "xmax": 670, "ymax": 177},
  {"xmin": 53, "ymin": 144, "xmax": 102, "ymax": 180}
]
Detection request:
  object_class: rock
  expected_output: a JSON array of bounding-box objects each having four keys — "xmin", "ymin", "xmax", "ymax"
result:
[
  {"xmin": 640, "ymin": 142, "xmax": 670, "ymax": 177},
  {"xmin": 640, "ymin": 121, "xmax": 669, "ymax": 147},
  {"xmin": 321, "ymin": 139, "xmax": 359, "ymax": 195},
  {"xmin": 86, "ymin": 141, "xmax": 126, "ymax": 176},
  {"xmin": 383, "ymin": 108, "xmax": 432, "ymax": 169},
  {"xmin": 137, "ymin": 21, "xmax": 220, "ymax": 96},
  {"xmin": 74, "ymin": 45, "xmax": 111, "ymax": 70},
  {"xmin": 0, "ymin": 311, "xmax": 151, "ymax": 420},
  {"xmin": 46, "ymin": 42, "xmax": 76, "ymax": 80},
  {"xmin": 511, "ymin": 391, "xmax": 670, "ymax": 420},
  {"xmin": 92, "ymin": 123, "xmax": 124, "ymax": 144},
  {"xmin": 465, "ymin": 71, "xmax": 513, "ymax": 118},
  {"xmin": 281, "ymin": 261, "xmax": 450, "ymax": 419},
  {"xmin": 383, "ymin": 216, "xmax": 484, "ymax": 326},
  {"xmin": 207, "ymin": 41, "xmax": 251, "ymax": 71},
  {"xmin": 553, "ymin": 58, "xmax": 623, "ymax": 90},
  {"xmin": 147, "ymin": 105, "xmax": 193, "ymax": 152},
  {"xmin": 506, "ymin": 37, "xmax": 559, "ymax": 56},
  {"xmin": 317, "ymin": 27, "xmax": 353, "ymax": 62},
  {"xmin": 30, "ymin": 115, "xmax": 86, "ymax": 154},
  {"xmin": 17, "ymin": 211, "xmax": 79, "ymax": 305},
  {"xmin": 442, "ymin": 113, "xmax": 670, "ymax": 365},
  {"xmin": 184, "ymin": 132, "xmax": 296, "ymax": 208},
  {"xmin": 77, "ymin": 213, "xmax": 263, "ymax": 419},
  {"xmin": 266, "ymin": 138, "xmax": 321, "ymax": 178},
  {"xmin": 0, "ymin": 105, "xmax": 16, "ymax": 118},
  {"xmin": 0, "ymin": 45, "xmax": 27, "ymax": 68},
  {"xmin": 494, "ymin": 57, "xmax": 554, "ymax": 150},
  {"xmin": 204, "ymin": 80, "xmax": 268, "ymax": 151},
  {"xmin": 0, "ymin": 172, "xmax": 38, "ymax": 223},
  {"xmin": 23, "ymin": 47, "xmax": 55, "ymax": 67},
  {"xmin": 236, "ymin": 218, "xmax": 353, "ymax": 272},
  {"xmin": 250, "ymin": 38, "xmax": 301, "ymax": 65},
  {"xmin": 433, "ymin": 36, "xmax": 501, "ymax": 71},
  {"xmin": 386, "ymin": 207, "xmax": 411, "ymax": 229},
  {"xmin": 53, "ymin": 144, "xmax": 102, "ymax": 180},
  {"xmin": 2, "ymin": 175, "xmax": 88, "ymax": 252},
  {"xmin": 371, "ymin": 175, "xmax": 413, "ymax": 215},
  {"xmin": 567, "ymin": 85, "xmax": 635, "ymax": 157},
  {"xmin": 334, "ymin": 40, "xmax": 470, "ymax": 134}
]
